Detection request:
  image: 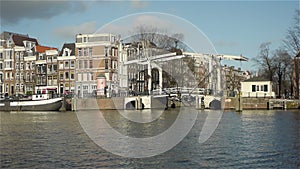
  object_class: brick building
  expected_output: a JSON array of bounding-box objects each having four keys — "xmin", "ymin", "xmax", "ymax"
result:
[
  {"xmin": 293, "ymin": 51, "xmax": 300, "ymax": 99},
  {"xmin": 0, "ymin": 31, "xmax": 39, "ymax": 96},
  {"xmin": 75, "ymin": 33, "xmax": 118, "ymax": 97},
  {"xmin": 58, "ymin": 43, "xmax": 76, "ymax": 95}
]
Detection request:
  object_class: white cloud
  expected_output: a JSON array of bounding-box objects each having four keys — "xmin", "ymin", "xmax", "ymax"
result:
[
  {"xmin": 86, "ymin": 13, "xmax": 216, "ymax": 54},
  {"xmin": 131, "ymin": 0, "xmax": 148, "ymax": 9},
  {"xmin": 97, "ymin": 14, "xmax": 176, "ymax": 38},
  {"xmin": 132, "ymin": 15, "xmax": 174, "ymax": 30},
  {"xmin": 53, "ymin": 21, "xmax": 99, "ymax": 40}
]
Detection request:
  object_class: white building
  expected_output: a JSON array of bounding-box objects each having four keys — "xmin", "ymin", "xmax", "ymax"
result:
[{"xmin": 241, "ymin": 79, "xmax": 275, "ymax": 98}]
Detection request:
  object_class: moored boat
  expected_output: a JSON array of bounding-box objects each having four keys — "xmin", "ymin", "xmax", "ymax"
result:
[{"xmin": 0, "ymin": 97, "xmax": 63, "ymax": 111}]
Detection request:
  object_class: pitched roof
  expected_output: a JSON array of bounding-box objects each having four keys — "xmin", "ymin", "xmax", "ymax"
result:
[
  {"xmin": 59, "ymin": 43, "xmax": 75, "ymax": 56},
  {"xmin": 36, "ymin": 45, "xmax": 58, "ymax": 53},
  {"xmin": 12, "ymin": 34, "xmax": 39, "ymax": 46},
  {"xmin": 1, "ymin": 31, "xmax": 28, "ymax": 40},
  {"xmin": 243, "ymin": 76, "xmax": 270, "ymax": 82}
]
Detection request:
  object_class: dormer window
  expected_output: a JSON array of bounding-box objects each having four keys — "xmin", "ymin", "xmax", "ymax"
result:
[
  {"xmin": 6, "ymin": 40, "xmax": 12, "ymax": 47},
  {"xmin": 83, "ymin": 37, "xmax": 87, "ymax": 43},
  {"xmin": 39, "ymin": 53, "xmax": 44, "ymax": 60},
  {"xmin": 24, "ymin": 41, "xmax": 31, "ymax": 49},
  {"xmin": 63, "ymin": 48, "xmax": 71, "ymax": 56}
]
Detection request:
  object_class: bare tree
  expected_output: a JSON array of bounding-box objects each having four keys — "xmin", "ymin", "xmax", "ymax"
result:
[
  {"xmin": 283, "ymin": 9, "xmax": 300, "ymax": 56},
  {"xmin": 129, "ymin": 25, "xmax": 186, "ymax": 52},
  {"xmin": 254, "ymin": 42, "xmax": 276, "ymax": 81},
  {"xmin": 273, "ymin": 49, "xmax": 293, "ymax": 97}
]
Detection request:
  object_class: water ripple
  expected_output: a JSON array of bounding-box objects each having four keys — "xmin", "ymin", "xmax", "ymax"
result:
[{"xmin": 1, "ymin": 110, "xmax": 299, "ymax": 168}]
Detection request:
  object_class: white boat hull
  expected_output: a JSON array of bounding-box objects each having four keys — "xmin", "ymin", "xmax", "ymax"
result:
[{"xmin": 0, "ymin": 98, "xmax": 63, "ymax": 111}]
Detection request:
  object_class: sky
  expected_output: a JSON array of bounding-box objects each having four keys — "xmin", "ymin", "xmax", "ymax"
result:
[{"xmin": 0, "ymin": 0, "xmax": 299, "ymax": 71}]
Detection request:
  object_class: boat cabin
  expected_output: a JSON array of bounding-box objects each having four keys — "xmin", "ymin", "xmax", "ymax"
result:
[{"xmin": 33, "ymin": 87, "xmax": 58, "ymax": 100}]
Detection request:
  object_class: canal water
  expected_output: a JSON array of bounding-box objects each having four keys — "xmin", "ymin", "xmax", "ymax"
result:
[{"xmin": 1, "ymin": 109, "xmax": 299, "ymax": 168}]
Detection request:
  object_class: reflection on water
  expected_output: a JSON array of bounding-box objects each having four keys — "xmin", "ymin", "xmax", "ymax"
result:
[{"xmin": 0, "ymin": 109, "xmax": 299, "ymax": 168}]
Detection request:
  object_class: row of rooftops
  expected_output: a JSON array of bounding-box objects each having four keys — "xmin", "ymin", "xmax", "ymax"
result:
[
  {"xmin": 2, "ymin": 31, "xmax": 299, "ymax": 83},
  {"xmin": 1, "ymin": 31, "xmax": 74, "ymax": 56}
]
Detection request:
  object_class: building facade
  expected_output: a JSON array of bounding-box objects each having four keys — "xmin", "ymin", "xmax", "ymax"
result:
[
  {"xmin": 35, "ymin": 45, "xmax": 59, "ymax": 97},
  {"xmin": 293, "ymin": 51, "xmax": 300, "ymax": 99},
  {"xmin": 0, "ymin": 31, "xmax": 39, "ymax": 96},
  {"xmin": 58, "ymin": 43, "xmax": 76, "ymax": 95},
  {"xmin": 223, "ymin": 65, "xmax": 250, "ymax": 97},
  {"xmin": 75, "ymin": 33, "xmax": 118, "ymax": 98},
  {"xmin": 241, "ymin": 79, "xmax": 275, "ymax": 98}
]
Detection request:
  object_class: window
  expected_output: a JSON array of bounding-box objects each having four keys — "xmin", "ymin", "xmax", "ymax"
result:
[
  {"xmin": 84, "ymin": 60, "xmax": 88, "ymax": 68},
  {"xmin": 70, "ymin": 61, "xmax": 75, "ymax": 68},
  {"xmin": 114, "ymin": 61, "xmax": 117, "ymax": 69},
  {"xmin": 105, "ymin": 59, "xmax": 108, "ymax": 69},
  {"xmin": 20, "ymin": 84, "xmax": 24, "ymax": 92},
  {"xmin": 16, "ymin": 52, "xmax": 19, "ymax": 60},
  {"xmin": 5, "ymin": 61, "xmax": 12, "ymax": 69},
  {"xmin": 65, "ymin": 72, "xmax": 69, "ymax": 79},
  {"xmin": 65, "ymin": 61, "xmax": 69, "ymax": 68},
  {"xmin": 79, "ymin": 60, "xmax": 83, "ymax": 69},
  {"xmin": 83, "ymin": 48, "xmax": 87, "ymax": 56},
  {"xmin": 264, "ymin": 85, "xmax": 268, "ymax": 92},
  {"xmin": 37, "ymin": 65, "xmax": 41, "ymax": 74},
  {"xmin": 20, "ymin": 73, "xmax": 23, "ymax": 81},
  {"xmin": 26, "ymin": 63, "xmax": 30, "ymax": 70},
  {"xmin": 252, "ymin": 85, "xmax": 256, "ymax": 92},
  {"xmin": 48, "ymin": 76, "xmax": 52, "ymax": 86},
  {"xmin": 5, "ymin": 50, "xmax": 12, "ymax": 59},
  {"xmin": 20, "ymin": 52, "xmax": 24, "ymax": 60},
  {"xmin": 16, "ymin": 84, "xmax": 19, "ymax": 92},
  {"xmin": 42, "ymin": 76, "xmax": 46, "ymax": 85},
  {"xmin": 60, "ymin": 73, "xmax": 64, "ymax": 80},
  {"xmin": 25, "ymin": 41, "xmax": 31, "ymax": 49},
  {"xmin": 53, "ymin": 64, "xmax": 57, "ymax": 71},
  {"xmin": 260, "ymin": 85, "xmax": 264, "ymax": 91},
  {"xmin": 78, "ymin": 48, "xmax": 82, "ymax": 57},
  {"xmin": 89, "ymin": 47, "xmax": 93, "ymax": 57},
  {"xmin": 59, "ymin": 61, "xmax": 63, "ymax": 69},
  {"xmin": 26, "ymin": 73, "xmax": 30, "ymax": 81},
  {"xmin": 42, "ymin": 65, "xmax": 47, "ymax": 74},
  {"xmin": 71, "ymin": 72, "xmax": 75, "ymax": 80},
  {"xmin": 39, "ymin": 54, "xmax": 44, "ymax": 60},
  {"xmin": 256, "ymin": 85, "xmax": 259, "ymax": 91},
  {"xmin": 105, "ymin": 47, "xmax": 108, "ymax": 57},
  {"xmin": 48, "ymin": 65, "xmax": 52, "ymax": 73},
  {"xmin": 20, "ymin": 63, "xmax": 23, "ymax": 70},
  {"xmin": 32, "ymin": 62, "xmax": 35, "ymax": 70},
  {"xmin": 89, "ymin": 60, "xmax": 93, "ymax": 68},
  {"xmin": 0, "ymin": 62, "xmax": 2, "ymax": 70},
  {"xmin": 64, "ymin": 50, "xmax": 69, "ymax": 56},
  {"xmin": 83, "ymin": 73, "xmax": 87, "ymax": 81},
  {"xmin": 90, "ymin": 73, "xmax": 93, "ymax": 80},
  {"xmin": 83, "ymin": 85, "xmax": 88, "ymax": 90},
  {"xmin": 16, "ymin": 73, "xmax": 19, "ymax": 81}
]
